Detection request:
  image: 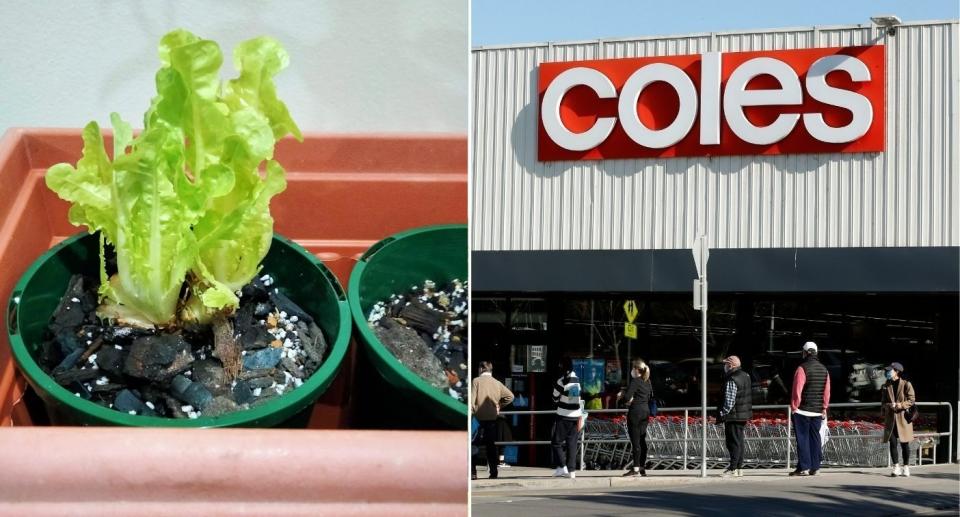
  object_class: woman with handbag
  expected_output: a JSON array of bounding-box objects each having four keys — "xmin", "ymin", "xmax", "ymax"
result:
[
  {"xmin": 618, "ymin": 359, "xmax": 654, "ymax": 477},
  {"xmin": 881, "ymin": 362, "xmax": 916, "ymax": 477}
]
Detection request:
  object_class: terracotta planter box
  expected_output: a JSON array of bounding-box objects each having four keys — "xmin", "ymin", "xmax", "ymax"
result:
[{"xmin": 0, "ymin": 128, "xmax": 468, "ymax": 512}]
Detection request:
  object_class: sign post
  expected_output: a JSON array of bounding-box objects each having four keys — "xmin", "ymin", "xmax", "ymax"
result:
[
  {"xmin": 692, "ymin": 235, "xmax": 709, "ymax": 478},
  {"xmin": 623, "ymin": 300, "xmax": 638, "ymax": 380}
]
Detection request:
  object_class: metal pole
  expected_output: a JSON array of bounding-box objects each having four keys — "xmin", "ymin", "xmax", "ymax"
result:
[
  {"xmin": 580, "ymin": 421, "xmax": 586, "ymax": 471},
  {"xmin": 786, "ymin": 405, "xmax": 792, "ymax": 470},
  {"xmin": 683, "ymin": 409, "xmax": 689, "ymax": 470},
  {"xmin": 700, "ymin": 278, "xmax": 707, "ymax": 478}
]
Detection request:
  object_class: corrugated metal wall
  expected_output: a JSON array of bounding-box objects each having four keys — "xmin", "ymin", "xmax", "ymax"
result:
[{"xmin": 472, "ymin": 22, "xmax": 959, "ymax": 251}]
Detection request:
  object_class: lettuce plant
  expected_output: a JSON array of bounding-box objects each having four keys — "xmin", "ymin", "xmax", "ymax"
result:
[{"xmin": 46, "ymin": 29, "xmax": 301, "ymax": 327}]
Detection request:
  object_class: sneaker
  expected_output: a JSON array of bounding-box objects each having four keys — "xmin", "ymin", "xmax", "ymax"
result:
[
  {"xmin": 638, "ymin": 469, "xmax": 647, "ymax": 477},
  {"xmin": 498, "ymin": 462, "xmax": 511, "ymax": 468},
  {"xmin": 902, "ymin": 466, "xmax": 910, "ymax": 477},
  {"xmin": 622, "ymin": 469, "xmax": 639, "ymax": 477},
  {"xmin": 789, "ymin": 469, "xmax": 809, "ymax": 477},
  {"xmin": 809, "ymin": 469, "xmax": 818, "ymax": 476},
  {"xmin": 489, "ymin": 473, "xmax": 498, "ymax": 480},
  {"xmin": 891, "ymin": 464, "xmax": 902, "ymax": 477},
  {"xmin": 734, "ymin": 469, "xmax": 743, "ymax": 477},
  {"xmin": 721, "ymin": 469, "xmax": 736, "ymax": 478},
  {"xmin": 553, "ymin": 467, "xmax": 566, "ymax": 477},
  {"xmin": 567, "ymin": 471, "xmax": 576, "ymax": 479}
]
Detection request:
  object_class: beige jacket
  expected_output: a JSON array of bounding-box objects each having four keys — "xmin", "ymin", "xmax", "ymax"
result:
[
  {"xmin": 881, "ymin": 378, "xmax": 915, "ymax": 443},
  {"xmin": 471, "ymin": 373, "xmax": 514, "ymax": 421}
]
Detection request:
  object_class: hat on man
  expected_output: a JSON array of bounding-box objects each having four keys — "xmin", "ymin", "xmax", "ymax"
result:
[
  {"xmin": 886, "ymin": 362, "xmax": 904, "ymax": 372},
  {"xmin": 802, "ymin": 341, "xmax": 818, "ymax": 353},
  {"xmin": 723, "ymin": 355, "xmax": 741, "ymax": 369}
]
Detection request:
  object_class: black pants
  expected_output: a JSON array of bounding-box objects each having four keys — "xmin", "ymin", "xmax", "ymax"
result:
[
  {"xmin": 889, "ymin": 426, "xmax": 911, "ymax": 465},
  {"xmin": 471, "ymin": 419, "xmax": 499, "ymax": 476},
  {"xmin": 551, "ymin": 417, "xmax": 580, "ymax": 470},
  {"xmin": 627, "ymin": 410, "xmax": 649, "ymax": 470},
  {"xmin": 724, "ymin": 421, "xmax": 746, "ymax": 470}
]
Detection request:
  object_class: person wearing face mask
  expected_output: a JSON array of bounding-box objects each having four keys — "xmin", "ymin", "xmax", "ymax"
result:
[
  {"xmin": 717, "ymin": 355, "xmax": 752, "ymax": 477},
  {"xmin": 881, "ymin": 362, "xmax": 915, "ymax": 477},
  {"xmin": 617, "ymin": 359, "xmax": 654, "ymax": 477},
  {"xmin": 789, "ymin": 341, "xmax": 831, "ymax": 477}
]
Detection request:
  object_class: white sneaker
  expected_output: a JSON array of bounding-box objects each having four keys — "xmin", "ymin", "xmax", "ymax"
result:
[
  {"xmin": 568, "ymin": 471, "xmax": 576, "ymax": 479},
  {"xmin": 902, "ymin": 466, "xmax": 910, "ymax": 477},
  {"xmin": 552, "ymin": 467, "xmax": 565, "ymax": 477},
  {"xmin": 735, "ymin": 469, "xmax": 743, "ymax": 477},
  {"xmin": 891, "ymin": 464, "xmax": 902, "ymax": 477}
]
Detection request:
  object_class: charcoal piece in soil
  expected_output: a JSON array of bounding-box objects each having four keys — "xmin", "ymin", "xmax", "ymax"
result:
[
  {"xmin": 238, "ymin": 325, "xmax": 274, "ymax": 351},
  {"xmin": 54, "ymin": 329, "xmax": 84, "ymax": 356},
  {"xmin": 251, "ymin": 387, "xmax": 280, "ymax": 407},
  {"xmin": 123, "ymin": 335, "xmax": 194, "ymax": 383},
  {"xmin": 246, "ymin": 376, "xmax": 275, "ymax": 389},
  {"xmin": 53, "ymin": 366, "xmax": 100, "ymax": 386},
  {"xmin": 240, "ymin": 277, "xmax": 271, "ymax": 303},
  {"xmin": 67, "ymin": 381, "xmax": 93, "ymax": 400},
  {"xmin": 53, "ymin": 348, "xmax": 85, "ymax": 373},
  {"xmin": 243, "ymin": 347, "xmax": 282, "ymax": 370},
  {"xmin": 48, "ymin": 275, "xmax": 90, "ymax": 333},
  {"xmin": 204, "ymin": 396, "xmax": 240, "ymax": 417},
  {"xmin": 170, "ymin": 375, "xmax": 213, "ymax": 409},
  {"xmin": 114, "ymin": 389, "xmax": 157, "ymax": 416},
  {"xmin": 192, "ymin": 359, "xmax": 229, "ymax": 390},
  {"xmin": 268, "ymin": 290, "xmax": 313, "ymax": 325},
  {"xmin": 372, "ymin": 322, "xmax": 448, "ymax": 390},
  {"xmin": 301, "ymin": 322, "xmax": 327, "ymax": 368},
  {"xmin": 90, "ymin": 382, "xmax": 125, "ymax": 394},
  {"xmin": 232, "ymin": 380, "xmax": 255, "ymax": 405},
  {"xmin": 398, "ymin": 302, "xmax": 444, "ymax": 335},
  {"xmin": 280, "ymin": 357, "xmax": 303, "ymax": 378},
  {"xmin": 95, "ymin": 345, "xmax": 128, "ymax": 377},
  {"xmin": 233, "ymin": 302, "xmax": 258, "ymax": 333}
]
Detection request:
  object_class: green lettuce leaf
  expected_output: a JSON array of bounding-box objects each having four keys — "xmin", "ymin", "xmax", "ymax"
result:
[{"xmin": 46, "ymin": 29, "xmax": 300, "ymax": 326}]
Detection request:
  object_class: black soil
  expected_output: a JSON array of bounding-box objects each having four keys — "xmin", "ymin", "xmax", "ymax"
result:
[
  {"xmin": 367, "ymin": 280, "xmax": 468, "ymax": 402},
  {"xmin": 38, "ymin": 274, "xmax": 328, "ymax": 419}
]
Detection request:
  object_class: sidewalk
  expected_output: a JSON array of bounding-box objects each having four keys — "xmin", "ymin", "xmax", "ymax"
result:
[
  {"xmin": 472, "ymin": 464, "xmax": 960, "ymax": 516},
  {"xmin": 472, "ymin": 464, "xmax": 953, "ymax": 492}
]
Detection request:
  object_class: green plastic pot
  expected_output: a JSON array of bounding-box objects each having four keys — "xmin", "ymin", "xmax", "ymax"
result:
[
  {"xmin": 6, "ymin": 232, "xmax": 351, "ymax": 427},
  {"xmin": 349, "ymin": 224, "xmax": 468, "ymax": 428}
]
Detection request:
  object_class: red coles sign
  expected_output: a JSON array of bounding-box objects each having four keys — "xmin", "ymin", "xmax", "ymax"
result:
[{"xmin": 537, "ymin": 45, "xmax": 885, "ymax": 161}]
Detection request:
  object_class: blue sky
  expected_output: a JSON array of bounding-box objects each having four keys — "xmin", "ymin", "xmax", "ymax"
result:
[{"xmin": 472, "ymin": 0, "xmax": 959, "ymax": 47}]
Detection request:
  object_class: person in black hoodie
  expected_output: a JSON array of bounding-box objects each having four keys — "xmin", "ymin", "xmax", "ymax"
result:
[
  {"xmin": 618, "ymin": 359, "xmax": 654, "ymax": 477},
  {"xmin": 718, "ymin": 355, "xmax": 753, "ymax": 478}
]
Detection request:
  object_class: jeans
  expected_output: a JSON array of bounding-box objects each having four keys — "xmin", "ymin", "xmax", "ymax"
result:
[
  {"xmin": 471, "ymin": 419, "xmax": 499, "ymax": 477},
  {"xmin": 724, "ymin": 421, "xmax": 746, "ymax": 470},
  {"xmin": 792, "ymin": 412, "xmax": 823, "ymax": 472},
  {"xmin": 551, "ymin": 417, "xmax": 580, "ymax": 470},
  {"xmin": 627, "ymin": 410, "xmax": 649, "ymax": 470},
  {"xmin": 889, "ymin": 426, "xmax": 911, "ymax": 465}
]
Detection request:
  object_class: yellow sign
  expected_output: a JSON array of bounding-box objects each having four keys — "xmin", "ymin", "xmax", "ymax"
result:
[
  {"xmin": 624, "ymin": 322, "xmax": 638, "ymax": 339},
  {"xmin": 623, "ymin": 300, "xmax": 638, "ymax": 323}
]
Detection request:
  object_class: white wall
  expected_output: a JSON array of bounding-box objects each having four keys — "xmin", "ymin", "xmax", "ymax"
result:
[
  {"xmin": 0, "ymin": 0, "xmax": 467, "ymax": 134},
  {"xmin": 472, "ymin": 22, "xmax": 960, "ymax": 251}
]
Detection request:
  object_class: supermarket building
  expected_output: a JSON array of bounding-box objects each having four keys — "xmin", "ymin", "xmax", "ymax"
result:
[{"xmin": 470, "ymin": 20, "xmax": 959, "ymax": 464}]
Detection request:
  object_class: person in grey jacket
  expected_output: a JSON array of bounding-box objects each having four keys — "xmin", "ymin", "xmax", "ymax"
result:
[{"xmin": 618, "ymin": 359, "xmax": 654, "ymax": 477}]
